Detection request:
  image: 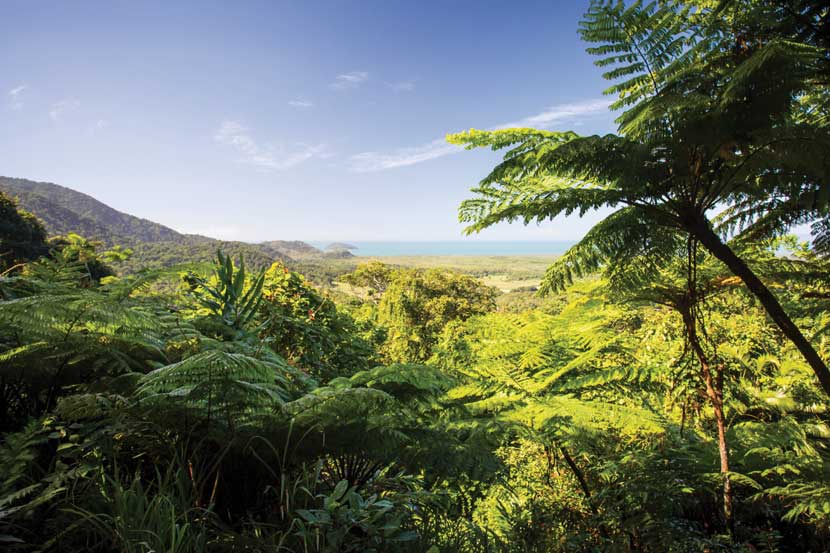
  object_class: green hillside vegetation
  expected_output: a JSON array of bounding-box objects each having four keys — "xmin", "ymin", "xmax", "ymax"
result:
[
  {"xmin": 1, "ymin": 1, "xmax": 829, "ymax": 551},
  {"xmin": 293, "ymin": 255, "xmax": 555, "ymax": 294},
  {"xmin": 0, "ymin": 177, "xmax": 331, "ymax": 272},
  {"xmin": 1, "ymin": 177, "xmax": 544, "ymax": 288},
  {"xmin": 0, "ymin": 177, "xmax": 183, "ymax": 244},
  {"xmin": 0, "ymin": 192, "xmax": 48, "ymax": 272}
]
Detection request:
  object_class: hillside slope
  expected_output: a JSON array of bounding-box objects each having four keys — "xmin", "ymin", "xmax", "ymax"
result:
[
  {"xmin": 0, "ymin": 176, "xmax": 330, "ymax": 271},
  {"xmin": 0, "ymin": 177, "xmax": 184, "ymax": 244}
]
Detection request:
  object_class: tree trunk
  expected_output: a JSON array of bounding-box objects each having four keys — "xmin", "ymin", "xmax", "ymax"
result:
[
  {"xmin": 559, "ymin": 445, "xmax": 597, "ymax": 515},
  {"xmin": 682, "ymin": 309, "xmax": 734, "ymax": 533},
  {"xmin": 559, "ymin": 445, "xmax": 610, "ymax": 541},
  {"xmin": 705, "ymin": 366, "xmax": 734, "ymax": 535},
  {"xmin": 693, "ymin": 221, "xmax": 830, "ymax": 396}
]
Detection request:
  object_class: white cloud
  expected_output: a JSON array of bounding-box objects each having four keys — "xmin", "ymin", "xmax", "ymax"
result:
[
  {"xmin": 49, "ymin": 98, "xmax": 80, "ymax": 121},
  {"xmin": 96, "ymin": 119, "xmax": 108, "ymax": 129},
  {"xmin": 386, "ymin": 80, "xmax": 416, "ymax": 92},
  {"xmin": 330, "ymin": 71, "xmax": 369, "ymax": 90},
  {"xmin": 8, "ymin": 85, "xmax": 26, "ymax": 110},
  {"xmin": 494, "ymin": 98, "xmax": 612, "ymax": 130},
  {"xmin": 213, "ymin": 120, "xmax": 328, "ymax": 171},
  {"xmin": 288, "ymin": 99, "xmax": 313, "ymax": 108},
  {"xmin": 349, "ymin": 98, "xmax": 612, "ymax": 172},
  {"xmin": 350, "ymin": 138, "xmax": 457, "ymax": 172}
]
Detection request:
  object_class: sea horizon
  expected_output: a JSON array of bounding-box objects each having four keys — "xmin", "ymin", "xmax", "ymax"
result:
[{"xmin": 308, "ymin": 240, "xmax": 576, "ymax": 257}]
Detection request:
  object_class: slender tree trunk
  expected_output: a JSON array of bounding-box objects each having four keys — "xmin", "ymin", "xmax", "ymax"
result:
[
  {"xmin": 693, "ymin": 221, "xmax": 830, "ymax": 396},
  {"xmin": 559, "ymin": 445, "xmax": 610, "ymax": 541},
  {"xmin": 698, "ymin": 357, "xmax": 734, "ymax": 533},
  {"xmin": 682, "ymin": 309, "xmax": 734, "ymax": 533},
  {"xmin": 559, "ymin": 445, "xmax": 597, "ymax": 514}
]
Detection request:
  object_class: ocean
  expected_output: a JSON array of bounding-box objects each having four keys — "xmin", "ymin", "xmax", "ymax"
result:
[{"xmin": 309, "ymin": 241, "xmax": 575, "ymax": 257}]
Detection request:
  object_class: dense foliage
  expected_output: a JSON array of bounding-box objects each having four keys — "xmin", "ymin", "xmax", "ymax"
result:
[
  {"xmin": 2, "ymin": 236, "xmax": 828, "ymax": 551},
  {"xmin": 342, "ymin": 261, "xmax": 498, "ymax": 363},
  {"xmin": 1, "ymin": 1, "xmax": 829, "ymax": 551},
  {"xmin": 0, "ymin": 191, "xmax": 48, "ymax": 272}
]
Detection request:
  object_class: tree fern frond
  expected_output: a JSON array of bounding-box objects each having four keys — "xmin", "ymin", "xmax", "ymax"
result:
[
  {"xmin": 335, "ymin": 363, "xmax": 452, "ymax": 403},
  {"xmin": 540, "ymin": 207, "xmax": 683, "ymax": 294},
  {"xmin": 507, "ymin": 395, "xmax": 665, "ymax": 437},
  {"xmin": 136, "ymin": 350, "xmax": 301, "ymax": 427},
  {"xmin": 281, "ymin": 387, "xmax": 396, "ymax": 427},
  {"xmin": 580, "ymin": 0, "xmax": 697, "ymax": 117}
]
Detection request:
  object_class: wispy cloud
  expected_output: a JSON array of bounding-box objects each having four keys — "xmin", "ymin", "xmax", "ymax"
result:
[
  {"xmin": 351, "ymin": 139, "xmax": 457, "ymax": 172},
  {"xmin": 494, "ymin": 98, "xmax": 612, "ymax": 130},
  {"xmin": 213, "ymin": 120, "xmax": 328, "ymax": 171},
  {"xmin": 49, "ymin": 98, "xmax": 80, "ymax": 121},
  {"xmin": 349, "ymin": 98, "xmax": 612, "ymax": 172},
  {"xmin": 8, "ymin": 85, "xmax": 27, "ymax": 110},
  {"xmin": 288, "ymin": 99, "xmax": 313, "ymax": 108},
  {"xmin": 386, "ymin": 80, "xmax": 416, "ymax": 92},
  {"xmin": 330, "ymin": 71, "xmax": 369, "ymax": 90}
]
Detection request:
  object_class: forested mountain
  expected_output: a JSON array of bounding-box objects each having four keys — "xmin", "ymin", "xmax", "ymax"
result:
[
  {"xmin": 0, "ymin": 177, "xmax": 183, "ymax": 244},
  {"xmin": 259, "ymin": 240, "xmax": 323, "ymax": 259},
  {"xmin": 0, "ymin": 177, "xmax": 333, "ymax": 270}
]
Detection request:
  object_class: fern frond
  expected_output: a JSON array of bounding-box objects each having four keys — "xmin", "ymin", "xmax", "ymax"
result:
[
  {"xmin": 136, "ymin": 350, "xmax": 300, "ymax": 426},
  {"xmin": 539, "ymin": 207, "xmax": 683, "ymax": 294}
]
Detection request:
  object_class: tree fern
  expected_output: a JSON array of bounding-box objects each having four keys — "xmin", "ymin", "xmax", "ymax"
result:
[
  {"xmin": 441, "ymin": 310, "xmax": 666, "ymax": 438},
  {"xmin": 0, "ymin": 284, "xmax": 169, "ymax": 427},
  {"xmin": 136, "ymin": 350, "xmax": 306, "ymax": 429},
  {"xmin": 450, "ymin": 0, "xmax": 830, "ymax": 395}
]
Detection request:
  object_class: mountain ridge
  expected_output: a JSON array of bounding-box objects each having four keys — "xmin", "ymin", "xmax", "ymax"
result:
[{"xmin": 0, "ymin": 176, "xmax": 335, "ymax": 271}]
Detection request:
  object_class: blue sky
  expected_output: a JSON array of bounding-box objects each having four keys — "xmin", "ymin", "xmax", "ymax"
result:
[{"xmin": 1, "ymin": 0, "xmax": 618, "ymax": 242}]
